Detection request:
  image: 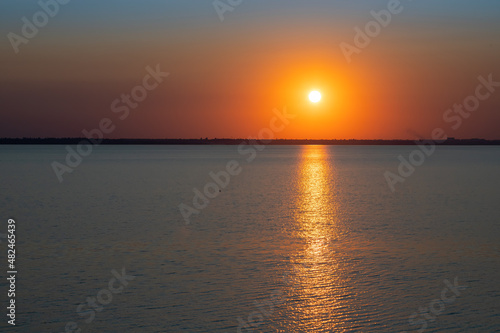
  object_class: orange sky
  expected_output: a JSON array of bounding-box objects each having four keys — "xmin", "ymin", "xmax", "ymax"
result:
[{"xmin": 1, "ymin": 1, "xmax": 499, "ymax": 139}]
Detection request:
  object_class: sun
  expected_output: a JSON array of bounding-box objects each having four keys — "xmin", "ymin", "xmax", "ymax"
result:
[{"xmin": 309, "ymin": 90, "xmax": 322, "ymax": 103}]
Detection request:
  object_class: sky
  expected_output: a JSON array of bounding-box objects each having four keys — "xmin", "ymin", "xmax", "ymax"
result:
[{"xmin": 1, "ymin": 0, "xmax": 499, "ymax": 139}]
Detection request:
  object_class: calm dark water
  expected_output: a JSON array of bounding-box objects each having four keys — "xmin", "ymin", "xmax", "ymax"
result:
[{"xmin": 0, "ymin": 145, "xmax": 499, "ymax": 332}]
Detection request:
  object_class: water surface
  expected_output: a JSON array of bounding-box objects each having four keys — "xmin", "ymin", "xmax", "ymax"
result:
[{"xmin": 0, "ymin": 145, "xmax": 499, "ymax": 332}]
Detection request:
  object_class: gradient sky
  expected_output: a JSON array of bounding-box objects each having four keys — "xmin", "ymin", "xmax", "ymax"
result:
[{"xmin": 1, "ymin": 0, "xmax": 499, "ymax": 139}]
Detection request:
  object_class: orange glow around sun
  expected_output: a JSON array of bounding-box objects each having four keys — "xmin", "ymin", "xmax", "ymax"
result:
[{"xmin": 238, "ymin": 54, "xmax": 389, "ymax": 140}]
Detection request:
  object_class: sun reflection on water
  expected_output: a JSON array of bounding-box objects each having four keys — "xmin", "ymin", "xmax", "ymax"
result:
[{"xmin": 280, "ymin": 145, "xmax": 352, "ymax": 332}]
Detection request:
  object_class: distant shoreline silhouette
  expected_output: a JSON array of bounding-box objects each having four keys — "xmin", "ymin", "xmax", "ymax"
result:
[{"xmin": 1, "ymin": 138, "xmax": 499, "ymax": 145}]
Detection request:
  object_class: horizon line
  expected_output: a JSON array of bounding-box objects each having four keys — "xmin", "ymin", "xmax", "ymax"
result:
[{"xmin": 1, "ymin": 137, "xmax": 500, "ymax": 146}]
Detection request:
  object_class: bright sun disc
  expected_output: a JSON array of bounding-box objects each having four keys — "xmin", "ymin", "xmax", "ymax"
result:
[{"xmin": 309, "ymin": 91, "xmax": 321, "ymax": 103}]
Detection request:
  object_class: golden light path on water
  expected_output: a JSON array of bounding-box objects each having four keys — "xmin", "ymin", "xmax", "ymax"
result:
[{"xmin": 281, "ymin": 145, "xmax": 353, "ymax": 332}]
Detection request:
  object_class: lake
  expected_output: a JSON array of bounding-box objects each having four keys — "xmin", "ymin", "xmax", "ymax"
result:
[{"xmin": 0, "ymin": 145, "xmax": 499, "ymax": 332}]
